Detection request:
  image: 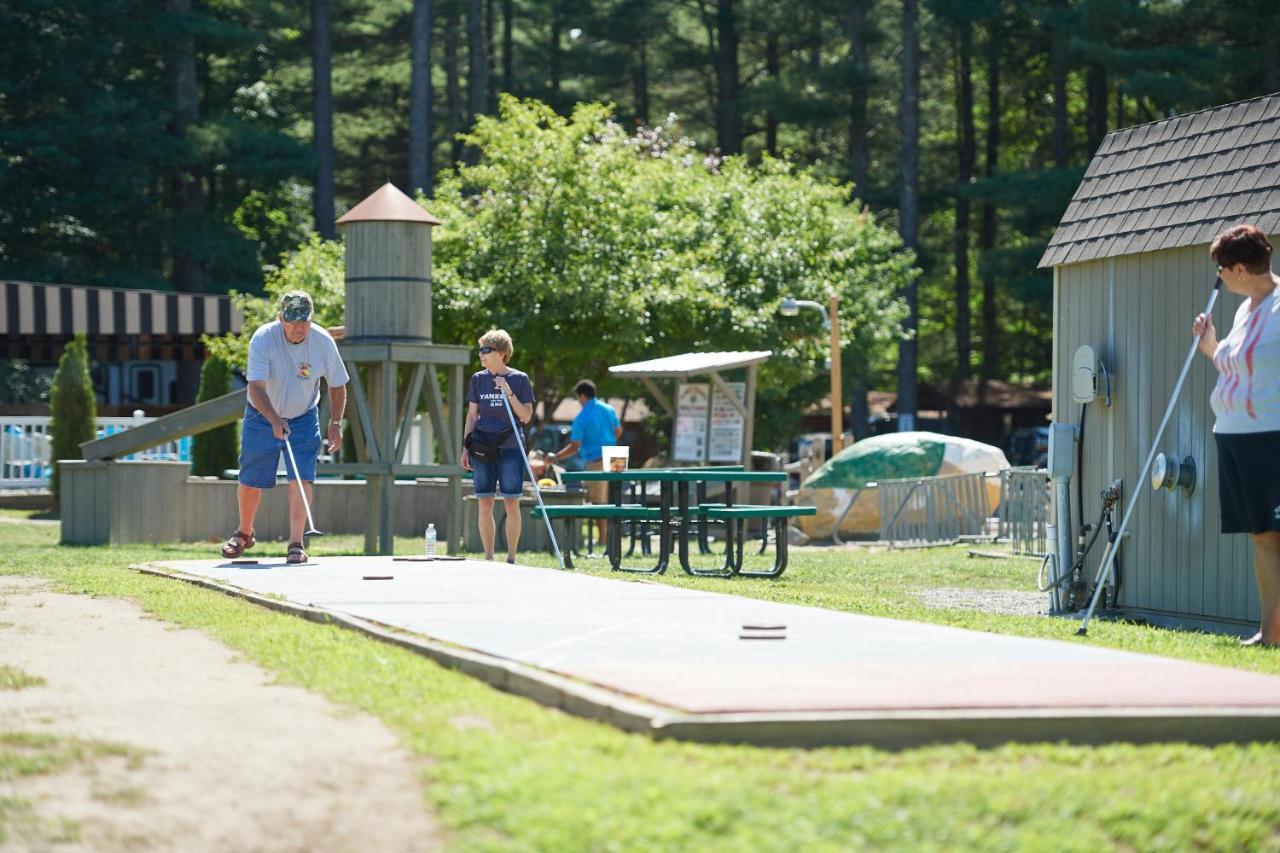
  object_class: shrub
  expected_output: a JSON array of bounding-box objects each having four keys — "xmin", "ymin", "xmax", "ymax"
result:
[
  {"xmin": 190, "ymin": 355, "xmax": 239, "ymax": 477},
  {"xmin": 49, "ymin": 335, "xmax": 97, "ymax": 503}
]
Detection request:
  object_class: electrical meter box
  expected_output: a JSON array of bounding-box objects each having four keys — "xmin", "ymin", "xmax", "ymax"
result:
[
  {"xmin": 1046, "ymin": 423, "xmax": 1077, "ymax": 480},
  {"xmin": 1072, "ymin": 345, "xmax": 1097, "ymax": 403}
]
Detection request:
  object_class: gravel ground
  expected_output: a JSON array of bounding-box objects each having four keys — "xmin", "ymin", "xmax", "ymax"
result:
[
  {"xmin": 913, "ymin": 586, "xmax": 1048, "ymax": 617},
  {"xmin": 0, "ymin": 576, "xmax": 441, "ymax": 851}
]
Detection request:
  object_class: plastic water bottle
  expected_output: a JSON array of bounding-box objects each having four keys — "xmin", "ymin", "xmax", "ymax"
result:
[{"xmin": 424, "ymin": 523, "xmax": 437, "ymax": 557}]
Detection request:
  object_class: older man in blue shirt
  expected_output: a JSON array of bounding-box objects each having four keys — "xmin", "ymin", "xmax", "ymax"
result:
[{"xmin": 550, "ymin": 379, "xmax": 623, "ymax": 538}]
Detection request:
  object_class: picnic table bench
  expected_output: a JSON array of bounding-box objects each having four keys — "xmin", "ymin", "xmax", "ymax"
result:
[
  {"xmin": 532, "ymin": 465, "xmax": 749, "ymax": 564},
  {"xmin": 534, "ymin": 468, "xmax": 814, "ymax": 578}
]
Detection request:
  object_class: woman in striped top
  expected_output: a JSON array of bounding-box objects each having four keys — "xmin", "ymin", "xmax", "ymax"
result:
[{"xmin": 1194, "ymin": 223, "xmax": 1280, "ymax": 646}]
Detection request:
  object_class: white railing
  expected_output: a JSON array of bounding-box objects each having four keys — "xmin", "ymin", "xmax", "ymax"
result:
[
  {"xmin": 0, "ymin": 415, "xmax": 190, "ymax": 490},
  {"xmin": 1, "ymin": 412, "xmax": 436, "ymax": 490}
]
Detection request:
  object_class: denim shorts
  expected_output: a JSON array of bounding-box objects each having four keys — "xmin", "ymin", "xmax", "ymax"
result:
[
  {"xmin": 472, "ymin": 446, "xmax": 525, "ymax": 499},
  {"xmin": 239, "ymin": 407, "xmax": 321, "ymax": 489}
]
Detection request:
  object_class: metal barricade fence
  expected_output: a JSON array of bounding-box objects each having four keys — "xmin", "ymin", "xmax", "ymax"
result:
[
  {"xmin": 877, "ymin": 471, "xmax": 998, "ymax": 546},
  {"xmin": 998, "ymin": 466, "xmax": 1050, "ymax": 556}
]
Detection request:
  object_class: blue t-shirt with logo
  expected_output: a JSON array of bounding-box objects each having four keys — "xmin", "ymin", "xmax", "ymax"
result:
[
  {"xmin": 570, "ymin": 397, "xmax": 621, "ymax": 462},
  {"xmin": 467, "ymin": 369, "xmax": 535, "ymax": 450}
]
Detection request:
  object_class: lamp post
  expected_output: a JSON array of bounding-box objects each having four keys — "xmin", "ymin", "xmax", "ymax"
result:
[{"xmin": 780, "ymin": 294, "xmax": 843, "ymax": 456}]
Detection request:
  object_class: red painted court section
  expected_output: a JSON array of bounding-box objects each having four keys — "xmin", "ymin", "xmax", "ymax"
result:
[{"xmin": 149, "ymin": 556, "xmax": 1280, "ymax": 742}]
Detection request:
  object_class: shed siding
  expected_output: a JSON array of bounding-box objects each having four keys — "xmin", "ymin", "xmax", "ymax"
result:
[{"xmin": 1055, "ymin": 245, "xmax": 1256, "ymax": 627}]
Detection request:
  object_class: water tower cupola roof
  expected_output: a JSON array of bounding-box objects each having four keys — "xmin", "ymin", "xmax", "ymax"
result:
[{"xmin": 336, "ymin": 182, "xmax": 442, "ymax": 226}]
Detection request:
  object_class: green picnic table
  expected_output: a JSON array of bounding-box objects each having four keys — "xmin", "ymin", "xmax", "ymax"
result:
[{"xmin": 536, "ymin": 468, "xmax": 814, "ymax": 577}]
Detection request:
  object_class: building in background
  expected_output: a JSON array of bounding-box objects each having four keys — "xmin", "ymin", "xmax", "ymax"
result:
[{"xmin": 1, "ymin": 280, "xmax": 243, "ymax": 414}]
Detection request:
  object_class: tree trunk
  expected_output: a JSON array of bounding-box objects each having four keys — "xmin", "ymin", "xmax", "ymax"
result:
[
  {"xmin": 167, "ymin": 0, "xmax": 205, "ymax": 292},
  {"xmin": 849, "ymin": 351, "xmax": 871, "ymax": 441},
  {"xmin": 409, "ymin": 0, "xmax": 434, "ymax": 197},
  {"xmin": 502, "ymin": 0, "xmax": 514, "ymax": 92},
  {"xmin": 466, "ymin": 0, "xmax": 487, "ymax": 129},
  {"xmin": 847, "ymin": 0, "xmax": 870, "ymax": 198},
  {"xmin": 1050, "ymin": 0, "xmax": 1069, "ymax": 167},
  {"xmin": 765, "ymin": 33, "xmax": 779, "ymax": 156},
  {"xmin": 896, "ymin": 0, "xmax": 920, "ymax": 430},
  {"xmin": 445, "ymin": 11, "xmax": 464, "ymax": 163},
  {"xmin": 311, "ymin": 0, "xmax": 336, "ymax": 238},
  {"xmin": 807, "ymin": 11, "xmax": 821, "ymax": 150},
  {"xmin": 549, "ymin": 4, "xmax": 562, "ymax": 107},
  {"xmin": 486, "ymin": 0, "xmax": 497, "ymax": 109},
  {"xmin": 1265, "ymin": 31, "xmax": 1280, "ymax": 93},
  {"xmin": 166, "ymin": 0, "xmax": 203, "ymax": 402},
  {"xmin": 633, "ymin": 40, "xmax": 650, "ymax": 126},
  {"xmin": 980, "ymin": 17, "xmax": 1000, "ymax": 384},
  {"xmin": 954, "ymin": 21, "xmax": 974, "ymax": 382},
  {"xmin": 1085, "ymin": 63, "xmax": 1107, "ymax": 156},
  {"xmin": 715, "ymin": 0, "xmax": 740, "ymax": 154}
]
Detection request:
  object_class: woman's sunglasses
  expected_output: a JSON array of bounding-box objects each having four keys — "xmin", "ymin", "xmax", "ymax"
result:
[{"xmin": 478, "ymin": 346, "xmax": 497, "ymax": 355}]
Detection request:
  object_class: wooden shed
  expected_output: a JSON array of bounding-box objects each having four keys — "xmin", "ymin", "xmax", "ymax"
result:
[{"xmin": 1040, "ymin": 92, "xmax": 1280, "ymax": 633}]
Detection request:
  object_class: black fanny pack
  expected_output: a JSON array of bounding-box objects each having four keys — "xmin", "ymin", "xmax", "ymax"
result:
[{"xmin": 464, "ymin": 428, "xmax": 514, "ymax": 463}]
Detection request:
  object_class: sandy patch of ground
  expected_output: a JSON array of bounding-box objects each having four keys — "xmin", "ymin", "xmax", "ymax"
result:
[
  {"xmin": 913, "ymin": 586, "xmax": 1047, "ymax": 617},
  {"xmin": 0, "ymin": 576, "xmax": 441, "ymax": 851}
]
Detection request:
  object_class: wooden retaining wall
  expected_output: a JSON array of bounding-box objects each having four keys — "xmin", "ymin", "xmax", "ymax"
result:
[{"xmin": 60, "ymin": 461, "xmax": 459, "ymax": 547}]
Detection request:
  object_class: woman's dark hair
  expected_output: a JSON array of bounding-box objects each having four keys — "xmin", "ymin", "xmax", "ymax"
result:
[
  {"xmin": 1211, "ymin": 224, "xmax": 1273, "ymax": 274},
  {"xmin": 574, "ymin": 379, "xmax": 597, "ymax": 399}
]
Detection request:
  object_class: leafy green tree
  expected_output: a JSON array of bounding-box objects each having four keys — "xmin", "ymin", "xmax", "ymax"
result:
[
  {"xmin": 190, "ymin": 355, "xmax": 239, "ymax": 477},
  {"xmin": 204, "ymin": 235, "xmax": 346, "ymax": 370},
  {"xmin": 48, "ymin": 336, "xmax": 97, "ymax": 504},
  {"xmin": 25, "ymin": 0, "xmax": 1278, "ymax": 419},
  {"xmin": 207, "ymin": 97, "xmax": 914, "ymax": 449},
  {"xmin": 429, "ymin": 97, "xmax": 915, "ymax": 447},
  {"xmin": 0, "ymin": 0, "xmax": 309, "ymax": 292},
  {"xmin": 0, "ymin": 361, "xmax": 52, "ymax": 405}
]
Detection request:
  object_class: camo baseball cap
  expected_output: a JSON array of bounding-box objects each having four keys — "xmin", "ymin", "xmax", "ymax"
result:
[{"xmin": 279, "ymin": 290, "xmax": 314, "ymax": 323}]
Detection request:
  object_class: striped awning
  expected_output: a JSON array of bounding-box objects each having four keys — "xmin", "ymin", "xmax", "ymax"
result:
[{"xmin": 1, "ymin": 280, "xmax": 243, "ymax": 338}]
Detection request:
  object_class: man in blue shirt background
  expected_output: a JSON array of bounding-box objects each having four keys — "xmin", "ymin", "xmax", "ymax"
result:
[{"xmin": 551, "ymin": 379, "xmax": 623, "ymax": 540}]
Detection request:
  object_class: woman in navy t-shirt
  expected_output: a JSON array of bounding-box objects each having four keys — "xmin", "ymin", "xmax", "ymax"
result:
[{"xmin": 460, "ymin": 329, "xmax": 535, "ymax": 563}]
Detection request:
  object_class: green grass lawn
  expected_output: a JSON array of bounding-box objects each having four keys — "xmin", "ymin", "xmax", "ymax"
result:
[{"xmin": 1, "ymin": 511, "xmax": 1279, "ymax": 851}]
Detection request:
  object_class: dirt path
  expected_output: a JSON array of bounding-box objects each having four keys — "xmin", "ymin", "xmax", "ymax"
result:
[{"xmin": 0, "ymin": 577, "xmax": 441, "ymax": 851}]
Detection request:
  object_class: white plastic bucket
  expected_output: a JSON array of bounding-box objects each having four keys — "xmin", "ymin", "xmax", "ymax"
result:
[{"xmin": 602, "ymin": 446, "xmax": 630, "ymax": 472}]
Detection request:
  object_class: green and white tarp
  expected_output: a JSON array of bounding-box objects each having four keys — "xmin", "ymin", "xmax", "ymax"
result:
[{"xmin": 796, "ymin": 432, "xmax": 1010, "ymax": 539}]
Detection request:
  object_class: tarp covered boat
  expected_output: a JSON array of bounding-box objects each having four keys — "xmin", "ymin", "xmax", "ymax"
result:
[{"xmin": 795, "ymin": 431, "xmax": 1010, "ymax": 540}]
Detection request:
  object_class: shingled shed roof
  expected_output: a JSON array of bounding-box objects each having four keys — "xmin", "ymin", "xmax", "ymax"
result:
[{"xmin": 1039, "ymin": 93, "xmax": 1280, "ymax": 268}]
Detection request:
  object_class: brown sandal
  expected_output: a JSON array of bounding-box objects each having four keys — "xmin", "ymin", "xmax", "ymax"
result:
[
  {"xmin": 221, "ymin": 530, "xmax": 255, "ymax": 559},
  {"xmin": 286, "ymin": 542, "xmax": 308, "ymax": 564}
]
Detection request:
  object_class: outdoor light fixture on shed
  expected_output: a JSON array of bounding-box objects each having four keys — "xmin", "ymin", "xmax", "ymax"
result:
[{"xmin": 780, "ymin": 295, "xmax": 843, "ymax": 455}]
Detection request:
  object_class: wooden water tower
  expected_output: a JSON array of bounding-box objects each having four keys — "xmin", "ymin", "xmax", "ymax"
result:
[{"xmin": 327, "ymin": 183, "xmax": 470, "ymax": 554}]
